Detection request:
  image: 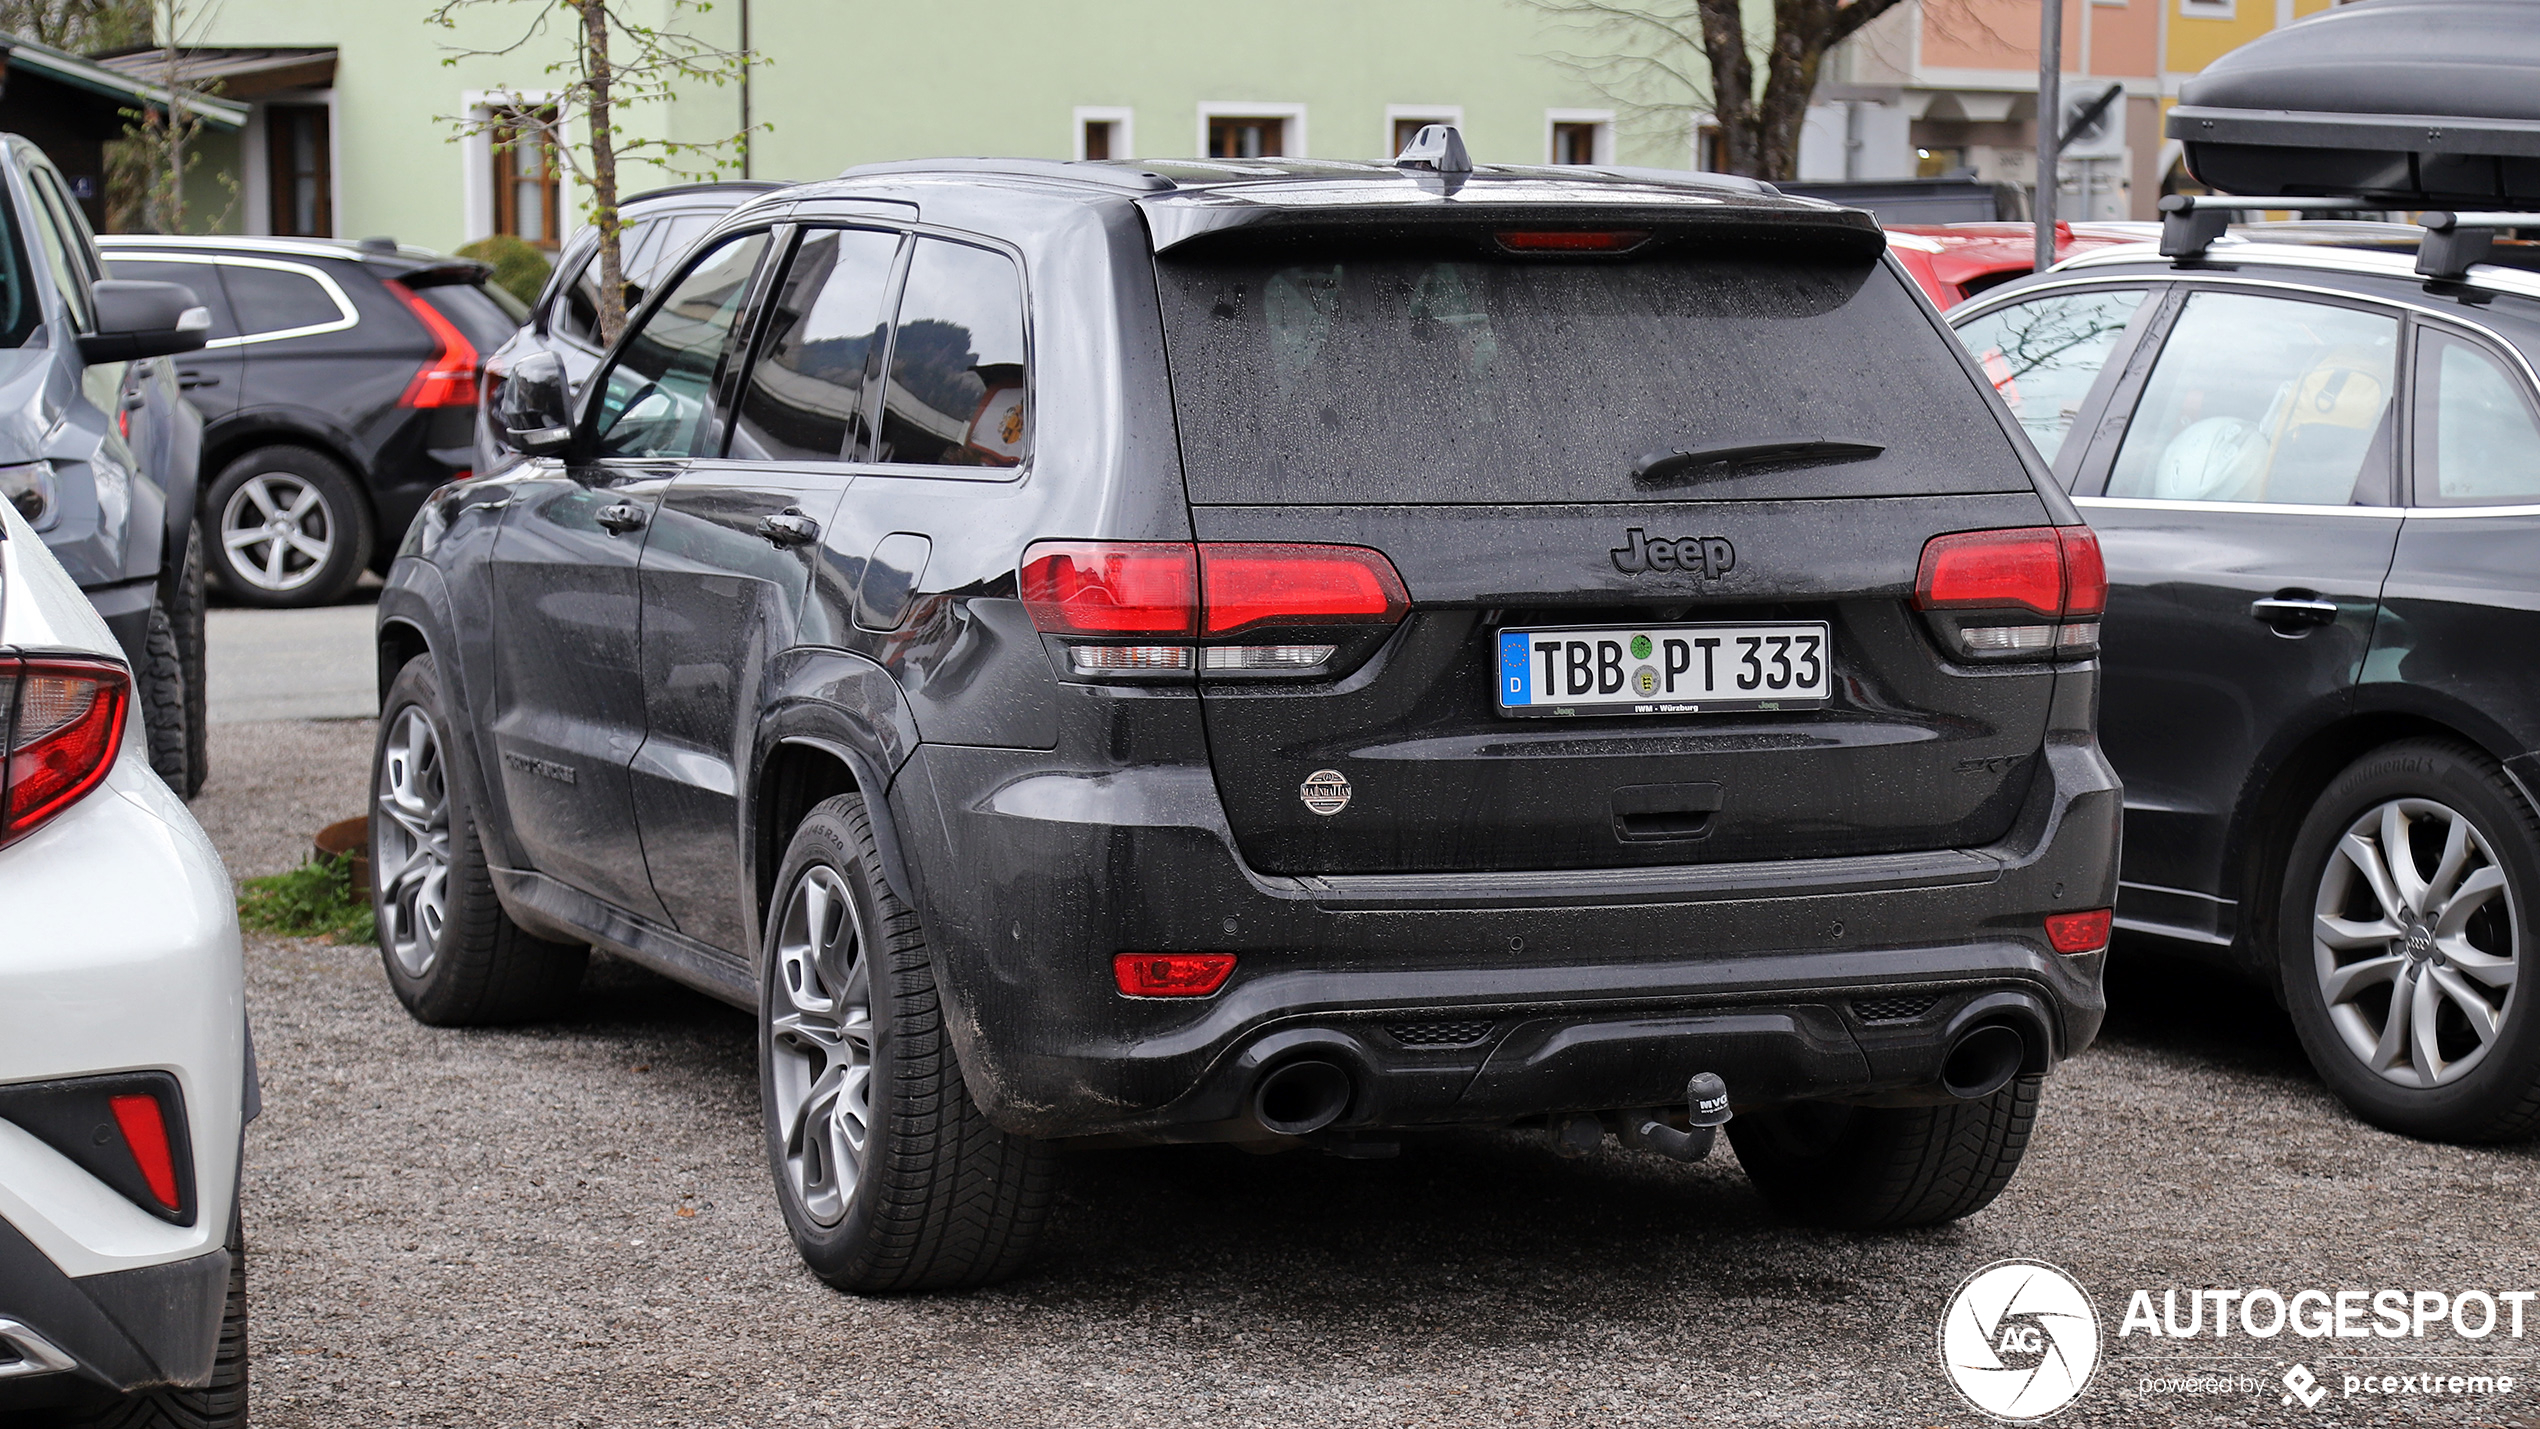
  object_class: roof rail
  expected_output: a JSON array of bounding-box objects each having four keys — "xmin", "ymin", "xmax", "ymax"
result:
[
  {"xmin": 835, "ymin": 156, "xmax": 1176, "ymax": 193},
  {"xmin": 2156, "ymin": 193, "xmax": 2374, "ymax": 260},
  {"xmin": 2417, "ymin": 210, "xmax": 2540, "ymax": 281}
]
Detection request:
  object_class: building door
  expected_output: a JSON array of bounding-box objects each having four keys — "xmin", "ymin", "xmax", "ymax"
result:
[{"xmin": 265, "ymin": 104, "xmax": 331, "ymax": 237}]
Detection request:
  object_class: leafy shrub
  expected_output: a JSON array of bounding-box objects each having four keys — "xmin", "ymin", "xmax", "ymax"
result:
[{"xmin": 457, "ymin": 233, "xmax": 554, "ymax": 307}]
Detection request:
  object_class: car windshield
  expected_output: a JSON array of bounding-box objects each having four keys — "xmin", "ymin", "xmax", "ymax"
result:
[
  {"xmin": 1155, "ymin": 244, "xmax": 2028, "ymax": 504},
  {"xmin": 0, "ymin": 188, "xmax": 38, "ymax": 348}
]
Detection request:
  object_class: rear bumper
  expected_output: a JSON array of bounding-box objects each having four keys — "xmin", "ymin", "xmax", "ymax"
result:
[
  {"xmin": 891, "ymin": 707, "xmax": 2120, "ymax": 1141},
  {"xmin": 0, "ymin": 1217, "xmax": 228, "ymax": 1408}
]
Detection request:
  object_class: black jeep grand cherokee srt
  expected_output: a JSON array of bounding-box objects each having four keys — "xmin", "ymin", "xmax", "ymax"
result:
[{"xmin": 370, "ymin": 138, "xmax": 2121, "ymax": 1292}]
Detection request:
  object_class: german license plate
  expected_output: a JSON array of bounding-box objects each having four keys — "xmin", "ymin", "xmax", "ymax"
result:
[{"xmin": 1495, "ymin": 622, "xmax": 1830, "ymax": 716}]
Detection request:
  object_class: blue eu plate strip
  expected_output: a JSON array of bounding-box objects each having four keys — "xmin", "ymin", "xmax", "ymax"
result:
[{"xmin": 1498, "ymin": 630, "xmax": 1531, "ymax": 706}]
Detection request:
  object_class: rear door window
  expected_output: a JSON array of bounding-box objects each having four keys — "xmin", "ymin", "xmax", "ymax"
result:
[
  {"xmin": 1950, "ymin": 288, "xmax": 2148, "ymax": 466},
  {"xmin": 2106, "ymin": 291, "xmax": 2396, "ymax": 506},
  {"xmin": 2413, "ymin": 332, "xmax": 2540, "ymax": 504},
  {"xmin": 731, "ymin": 226, "xmax": 901, "ymax": 463},
  {"xmin": 1155, "ymin": 246, "xmax": 2028, "ymax": 504},
  {"xmin": 876, "ymin": 237, "xmax": 1028, "ymax": 469}
]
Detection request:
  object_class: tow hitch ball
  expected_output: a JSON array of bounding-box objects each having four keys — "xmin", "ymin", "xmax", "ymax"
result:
[{"xmin": 1554, "ymin": 1073, "xmax": 1733, "ymax": 1162}]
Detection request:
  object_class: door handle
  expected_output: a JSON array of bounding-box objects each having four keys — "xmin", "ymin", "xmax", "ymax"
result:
[
  {"xmin": 594, "ymin": 501, "xmax": 647, "ymax": 535},
  {"xmin": 176, "ymin": 370, "xmax": 219, "ymax": 390},
  {"xmin": 2250, "ymin": 595, "xmax": 2341, "ymax": 633},
  {"xmin": 758, "ymin": 510, "xmax": 821, "ymax": 547}
]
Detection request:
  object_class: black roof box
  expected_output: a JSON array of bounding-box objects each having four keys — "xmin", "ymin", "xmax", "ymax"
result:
[{"xmin": 2166, "ymin": 0, "xmax": 2540, "ymax": 207}]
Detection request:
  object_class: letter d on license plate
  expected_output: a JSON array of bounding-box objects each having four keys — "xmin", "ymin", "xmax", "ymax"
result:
[{"xmin": 1495, "ymin": 621, "xmax": 1830, "ymax": 717}]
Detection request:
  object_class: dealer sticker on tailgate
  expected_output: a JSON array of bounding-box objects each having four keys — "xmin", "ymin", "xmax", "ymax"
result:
[{"xmin": 1495, "ymin": 622, "xmax": 1830, "ymax": 716}]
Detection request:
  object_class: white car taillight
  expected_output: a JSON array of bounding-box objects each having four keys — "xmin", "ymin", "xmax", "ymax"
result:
[{"xmin": 0, "ymin": 657, "xmax": 131, "ymax": 846}]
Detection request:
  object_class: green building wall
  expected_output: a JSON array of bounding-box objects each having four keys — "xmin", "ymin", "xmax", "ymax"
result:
[{"xmin": 189, "ymin": 0, "xmax": 1694, "ymax": 251}]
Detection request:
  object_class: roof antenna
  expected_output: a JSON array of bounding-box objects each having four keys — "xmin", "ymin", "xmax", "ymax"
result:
[{"xmin": 1393, "ymin": 124, "xmax": 1472, "ymax": 175}]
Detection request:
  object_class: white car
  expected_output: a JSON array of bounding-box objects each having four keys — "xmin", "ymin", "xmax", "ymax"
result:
[{"xmin": 0, "ymin": 499, "xmax": 249, "ymax": 1425}]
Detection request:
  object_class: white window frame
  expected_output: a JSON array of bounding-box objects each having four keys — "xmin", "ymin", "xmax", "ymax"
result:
[
  {"xmin": 1073, "ymin": 106, "xmax": 1135, "ymax": 161},
  {"xmin": 1545, "ymin": 108, "xmax": 1617, "ymax": 165},
  {"xmin": 460, "ymin": 88, "xmax": 571, "ymax": 245},
  {"xmin": 1196, "ymin": 101, "xmax": 1308, "ymax": 160},
  {"xmin": 2178, "ymin": 0, "xmax": 2235, "ymax": 17},
  {"xmin": 1383, "ymin": 104, "xmax": 1464, "ymax": 160},
  {"xmin": 105, "ymin": 251, "xmax": 359, "ymax": 347}
]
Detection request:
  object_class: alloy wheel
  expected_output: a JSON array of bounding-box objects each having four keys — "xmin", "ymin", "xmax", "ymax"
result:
[
  {"xmin": 220, "ymin": 472, "xmax": 334, "ymax": 592},
  {"xmin": 769, "ymin": 865, "xmax": 875, "ymax": 1227},
  {"xmin": 2312, "ymin": 797, "xmax": 2521, "ymax": 1088},
  {"xmin": 374, "ymin": 706, "xmax": 452, "ymax": 978}
]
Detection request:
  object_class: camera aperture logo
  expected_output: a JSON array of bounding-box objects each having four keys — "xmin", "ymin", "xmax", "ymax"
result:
[{"xmin": 1940, "ymin": 1260, "xmax": 2104, "ymax": 1420}]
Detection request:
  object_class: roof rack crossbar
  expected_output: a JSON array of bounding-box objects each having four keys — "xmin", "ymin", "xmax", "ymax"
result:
[
  {"xmin": 2156, "ymin": 193, "xmax": 2375, "ymax": 260},
  {"xmin": 2417, "ymin": 210, "xmax": 2540, "ymax": 281}
]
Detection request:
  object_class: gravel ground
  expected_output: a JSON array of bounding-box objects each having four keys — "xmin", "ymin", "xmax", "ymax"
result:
[{"xmin": 203, "ymin": 720, "xmax": 2540, "ymax": 1428}]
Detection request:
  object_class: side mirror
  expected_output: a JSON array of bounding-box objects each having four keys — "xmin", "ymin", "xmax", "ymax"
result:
[
  {"xmin": 500, "ymin": 350, "xmax": 574, "ymax": 456},
  {"xmin": 78, "ymin": 280, "xmax": 211, "ymax": 364}
]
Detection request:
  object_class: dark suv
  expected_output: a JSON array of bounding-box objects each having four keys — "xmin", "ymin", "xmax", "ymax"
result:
[
  {"xmin": 99, "ymin": 235, "xmax": 525, "ymax": 607},
  {"xmin": 1952, "ymin": 226, "xmax": 2540, "ymax": 1142},
  {"xmin": 372, "ymin": 139, "xmax": 2121, "ymax": 1291}
]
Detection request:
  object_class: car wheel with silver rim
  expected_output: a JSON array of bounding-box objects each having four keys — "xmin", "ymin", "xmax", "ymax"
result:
[
  {"xmin": 2279, "ymin": 739, "xmax": 2540, "ymax": 1142},
  {"xmin": 371, "ymin": 653, "xmax": 585, "ymax": 1025},
  {"xmin": 759, "ymin": 792, "xmax": 1056, "ymax": 1293},
  {"xmin": 202, "ymin": 445, "xmax": 372, "ymax": 608}
]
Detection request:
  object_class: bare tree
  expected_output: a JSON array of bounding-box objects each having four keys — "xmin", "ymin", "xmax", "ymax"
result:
[
  {"xmin": 112, "ymin": 0, "xmax": 232, "ymax": 233},
  {"xmin": 1533, "ymin": 0, "xmax": 1917, "ymax": 180},
  {"xmin": 430, "ymin": 0, "xmax": 762, "ymax": 346}
]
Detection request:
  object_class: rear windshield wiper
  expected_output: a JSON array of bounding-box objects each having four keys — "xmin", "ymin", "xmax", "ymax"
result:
[{"xmin": 1630, "ymin": 438, "xmax": 1886, "ymax": 487}]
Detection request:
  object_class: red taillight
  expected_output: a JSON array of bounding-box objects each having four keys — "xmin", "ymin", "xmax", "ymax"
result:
[
  {"xmin": 108, "ymin": 1093, "xmax": 181, "ymax": 1210},
  {"xmin": 1199, "ymin": 544, "xmax": 1408, "ymax": 635},
  {"xmin": 2045, "ymin": 908, "xmax": 2113, "ymax": 954},
  {"xmin": 2057, "ymin": 525, "xmax": 2106, "ymax": 618},
  {"xmin": 1, "ymin": 657, "xmax": 130, "ymax": 844},
  {"xmin": 1114, "ymin": 952, "xmax": 1237, "ymax": 998},
  {"xmin": 1020, "ymin": 541, "xmax": 1411, "ymax": 644},
  {"xmin": 387, "ymin": 280, "xmax": 482, "ymax": 409},
  {"xmin": 1496, "ymin": 230, "xmax": 1651, "ymax": 253},
  {"xmin": 1914, "ymin": 527, "xmax": 2066, "ymax": 618},
  {"xmin": 1020, "ymin": 541, "xmax": 1199, "ymax": 634}
]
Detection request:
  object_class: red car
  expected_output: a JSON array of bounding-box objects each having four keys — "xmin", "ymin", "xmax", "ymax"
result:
[{"xmin": 1887, "ymin": 222, "xmax": 2148, "ymax": 309}]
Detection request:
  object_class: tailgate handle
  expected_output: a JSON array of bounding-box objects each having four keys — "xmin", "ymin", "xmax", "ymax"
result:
[{"xmin": 1612, "ymin": 782, "xmax": 1723, "ymax": 842}]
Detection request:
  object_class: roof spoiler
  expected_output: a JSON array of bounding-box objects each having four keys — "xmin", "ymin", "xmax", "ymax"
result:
[{"xmin": 2157, "ymin": 192, "xmax": 2540, "ymax": 281}]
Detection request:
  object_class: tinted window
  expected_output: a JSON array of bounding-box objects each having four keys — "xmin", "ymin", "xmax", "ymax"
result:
[
  {"xmin": 590, "ymin": 229, "xmax": 769, "ymax": 460},
  {"xmin": 1157, "ymin": 249, "xmax": 2026, "ymax": 504},
  {"xmin": 556, "ymin": 252, "xmax": 602, "ymax": 344},
  {"xmin": 2107, "ymin": 292, "xmax": 2395, "ymax": 506},
  {"xmin": 1951, "ymin": 288, "xmax": 2146, "ymax": 465},
  {"xmin": 224, "ymin": 263, "xmax": 347, "ymax": 334},
  {"xmin": 731, "ymin": 227, "xmax": 900, "ymax": 463},
  {"xmin": 2416, "ymin": 333, "xmax": 2540, "ymax": 504},
  {"xmin": 102, "ymin": 258, "xmax": 242, "ymax": 340},
  {"xmin": 640, "ymin": 214, "xmax": 714, "ymax": 283},
  {"xmin": 877, "ymin": 238, "xmax": 1028, "ymax": 468},
  {"xmin": 0, "ymin": 187, "xmax": 34, "ymax": 347},
  {"xmin": 23, "ymin": 173, "xmax": 93, "ymax": 329},
  {"xmin": 415, "ymin": 281, "xmax": 524, "ymax": 352}
]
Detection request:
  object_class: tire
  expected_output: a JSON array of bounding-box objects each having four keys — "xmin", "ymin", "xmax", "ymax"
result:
[
  {"xmin": 171, "ymin": 529, "xmax": 208, "ymax": 799},
  {"xmin": 371, "ymin": 654, "xmax": 587, "ymax": 1025},
  {"xmin": 59, "ymin": 1210, "xmax": 247, "ymax": 1428},
  {"xmin": 136, "ymin": 594, "xmax": 191, "ymax": 797},
  {"xmin": 1727, "ymin": 1077, "xmax": 2041, "ymax": 1230},
  {"xmin": 201, "ymin": 445, "xmax": 372, "ymax": 608},
  {"xmin": 760, "ymin": 794, "xmax": 1056, "ymax": 1293},
  {"xmin": 2276, "ymin": 738, "xmax": 2540, "ymax": 1142}
]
